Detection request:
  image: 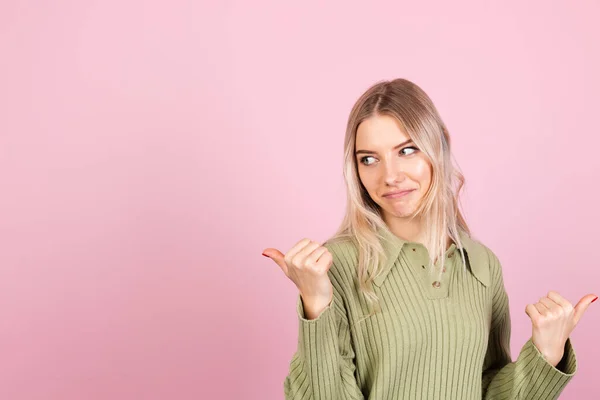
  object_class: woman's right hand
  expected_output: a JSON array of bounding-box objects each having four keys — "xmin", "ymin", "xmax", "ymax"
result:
[{"xmin": 262, "ymin": 238, "xmax": 334, "ymax": 319}]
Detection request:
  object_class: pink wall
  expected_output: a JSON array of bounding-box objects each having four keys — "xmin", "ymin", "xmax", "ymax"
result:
[{"xmin": 1, "ymin": 1, "xmax": 598, "ymax": 399}]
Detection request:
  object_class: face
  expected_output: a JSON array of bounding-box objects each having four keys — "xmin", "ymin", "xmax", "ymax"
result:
[{"xmin": 355, "ymin": 114, "xmax": 432, "ymax": 219}]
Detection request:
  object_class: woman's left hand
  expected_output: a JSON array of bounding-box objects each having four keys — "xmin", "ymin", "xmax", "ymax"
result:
[{"xmin": 525, "ymin": 291, "xmax": 597, "ymax": 367}]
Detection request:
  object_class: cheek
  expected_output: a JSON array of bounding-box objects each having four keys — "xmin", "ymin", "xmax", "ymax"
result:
[
  {"xmin": 358, "ymin": 169, "xmax": 380, "ymax": 200},
  {"xmin": 358, "ymin": 169, "xmax": 374, "ymax": 191},
  {"xmin": 412, "ymin": 159, "xmax": 433, "ymax": 185}
]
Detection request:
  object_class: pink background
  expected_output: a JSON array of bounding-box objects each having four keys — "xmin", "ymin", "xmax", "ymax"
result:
[{"xmin": 1, "ymin": 1, "xmax": 598, "ymax": 399}]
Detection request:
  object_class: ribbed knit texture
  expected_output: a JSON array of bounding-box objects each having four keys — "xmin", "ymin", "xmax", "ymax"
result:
[{"xmin": 283, "ymin": 235, "xmax": 577, "ymax": 399}]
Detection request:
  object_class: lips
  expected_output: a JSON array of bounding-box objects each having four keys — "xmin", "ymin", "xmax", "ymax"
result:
[{"xmin": 382, "ymin": 189, "xmax": 415, "ymax": 198}]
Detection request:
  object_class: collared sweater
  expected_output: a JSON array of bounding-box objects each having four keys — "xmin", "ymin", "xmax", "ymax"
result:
[{"xmin": 283, "ymin": 227, "xmax": 577, "ymax": 399}]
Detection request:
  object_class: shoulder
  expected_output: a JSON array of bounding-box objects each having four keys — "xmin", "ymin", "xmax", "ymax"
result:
[
  {"xmin": 462, "ymin": 233, "xmax": 504, "ymax": 285},
  {"xmin": 322, "ymin": 236, "xmax": 359, "ymax": 286},
  {"xmin": 323, "ymin": 236, "xmax": 358, "ymax": 260}
]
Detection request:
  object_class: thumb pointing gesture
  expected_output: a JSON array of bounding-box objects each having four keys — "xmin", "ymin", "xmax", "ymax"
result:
[
  {"xmin": 262, "ymin": 238, "xmax": 334, "ymax": 320},
  {"xmin": 573, "ymin": 294, "xmax": 598, "ymax": 326},
  {"xmin": 262, "ymin": 248, "xmax": 288, "ymax": 275},
  {"xmin": 526, "ymin": 291, "xmax": 597, "ymax": 367}
]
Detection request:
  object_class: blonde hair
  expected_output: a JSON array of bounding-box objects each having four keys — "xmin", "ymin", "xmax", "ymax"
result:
[{"xmin": 328, "ymin": 78, "xmax": 471, "ymax": 316}]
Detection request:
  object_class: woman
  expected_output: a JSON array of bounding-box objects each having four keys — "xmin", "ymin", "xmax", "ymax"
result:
[{"xmin": 262, "ymin": 78, "xmax": 597, "ymax": 399}]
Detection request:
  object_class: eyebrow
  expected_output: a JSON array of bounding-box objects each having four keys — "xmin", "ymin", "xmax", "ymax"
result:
[{"xmin": 355, "ymin": 139, "xmax": 414, "ymax": 155}]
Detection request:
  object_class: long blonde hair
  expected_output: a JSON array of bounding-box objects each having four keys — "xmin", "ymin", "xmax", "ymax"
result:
[{"xmin": 328, "ymin": 78, "xmax": 471, "ymax": 315}]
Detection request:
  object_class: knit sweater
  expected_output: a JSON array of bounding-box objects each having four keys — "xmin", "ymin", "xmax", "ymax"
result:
[{"xmin": 283, "ymin": 227, "xmax": 577, "ymax": 399}]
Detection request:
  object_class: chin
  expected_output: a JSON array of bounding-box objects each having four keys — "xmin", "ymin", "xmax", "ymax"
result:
[
  {"xmin": 383, "ymin": 203, "xmax": 417, "ymax": 218},
  {"xmin": 394, "ymin": 210, "xmax": 416, "ymax": 218}
]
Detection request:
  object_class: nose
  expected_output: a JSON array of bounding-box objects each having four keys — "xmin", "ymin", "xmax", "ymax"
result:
[{"xmin": 383, "ymin": 157, "xmax": 406, "ymax": 185}]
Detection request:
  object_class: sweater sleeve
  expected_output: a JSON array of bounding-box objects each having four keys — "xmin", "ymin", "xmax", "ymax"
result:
[
  {"xmin": 283, "ymin": 241, "xmax": 364, "ymax": 400},
  {"xmin": 481, "ymin": 250, "xmax": 577, "ymax": 399}
]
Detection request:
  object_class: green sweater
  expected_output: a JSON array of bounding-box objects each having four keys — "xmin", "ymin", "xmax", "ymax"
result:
[{"xmin": 283, "ymin": 227, "xmax": 577, "ymax": 399}]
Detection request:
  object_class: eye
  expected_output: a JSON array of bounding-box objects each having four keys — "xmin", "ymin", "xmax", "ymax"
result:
[
  {"xmin": 360, "ymin": 156, "xmax": 376, "ymax": 166},
  {"xmin": 359, "ymin": 146, "xmax": 419, "ymax": 166},
  {"xmin": 400, "ymin": 146, "xmax": 418, "ymax": 156}
]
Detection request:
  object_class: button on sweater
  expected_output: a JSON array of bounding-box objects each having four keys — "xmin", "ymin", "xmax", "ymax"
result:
[{"xmin": 283, "ymin": 227, "xmax": 577, "ymax": 399}]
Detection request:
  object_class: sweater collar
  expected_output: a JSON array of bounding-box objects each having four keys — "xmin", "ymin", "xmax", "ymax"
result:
[{"xmin": 373, "ymin": 225, "xmax": 490, "ymax": 287}]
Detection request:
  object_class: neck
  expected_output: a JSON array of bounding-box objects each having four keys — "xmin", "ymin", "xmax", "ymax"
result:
[
  {"xmin": 384, "ymin": 215, "xmax": 453, "ymax": 250},
  {"xmin": 384, "ymin": 215, "xmax": 424, "ymax": 243}
]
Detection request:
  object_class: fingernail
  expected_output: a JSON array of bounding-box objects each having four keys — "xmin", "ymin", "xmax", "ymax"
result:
[
  {"xmin": 262, "ymin": 253, "xmax": 269, "ymax": 258},
  {"xmin": 592, "ymin": 296, "xmax": 598, "ymax": 303}
]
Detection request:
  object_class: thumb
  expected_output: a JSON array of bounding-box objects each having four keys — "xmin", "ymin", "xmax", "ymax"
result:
[
  {"xmin": 573, "ymin": 294, "xmax": 598, "ymax": 325},
  {"xmin": 262, "ymin": 248, "xmax": 288, "ymax": 275}
]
